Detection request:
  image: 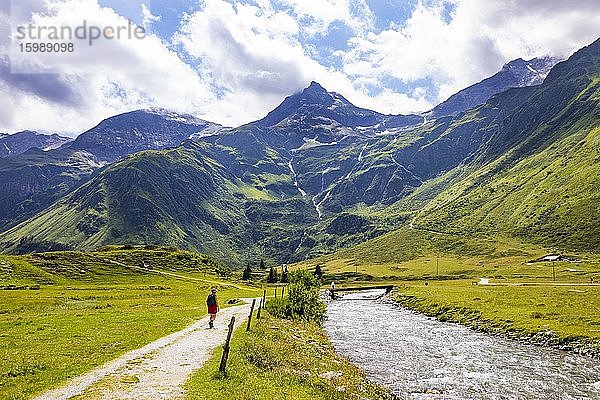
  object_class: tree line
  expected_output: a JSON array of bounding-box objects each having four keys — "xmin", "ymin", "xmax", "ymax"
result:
[{"xmin": 242, "ymin": 260, "xmax": 324, "ymax": 283}]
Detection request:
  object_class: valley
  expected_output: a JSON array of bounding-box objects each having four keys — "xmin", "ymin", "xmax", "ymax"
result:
[
  {"xmin": 2, "ymin": 240, "xmax": 598, "ymax": 399},
  {"xmin": 0, "ymin": 26, "xmax": 598, "ymax": 400}
]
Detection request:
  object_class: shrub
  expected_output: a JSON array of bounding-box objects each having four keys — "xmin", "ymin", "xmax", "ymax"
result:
[{"xmin": 266, "ymin": 270, "xmax": 326, "ymax": 325}]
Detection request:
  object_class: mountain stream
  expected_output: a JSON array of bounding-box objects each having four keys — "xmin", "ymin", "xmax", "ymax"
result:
[{"xmin": 324, "ymin": 290, "xmax": 600, "ymax": 400}]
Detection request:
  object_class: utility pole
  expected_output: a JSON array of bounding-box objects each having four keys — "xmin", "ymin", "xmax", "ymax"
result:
[{"xmin": 552, "ymin": 261, "xmax": 556, "ymax": 282}]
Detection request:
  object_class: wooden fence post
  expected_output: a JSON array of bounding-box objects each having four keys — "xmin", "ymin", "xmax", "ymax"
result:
[
  {"xmin": 219, "ymin": 316, "xmax": 235, "ymax": 374},
  {"xmin": 274, "ymin": 286, "xmax": 278, "ymax": 299},
  {"xmin": 281, "ymin": 286, "xmax": 285, "ymax": 298},
  {"xmin": 256, "ymin": 298, "xmax": 262, "ymax": 319},
  {"xmin": 262, "ymin": 289, "xmax": 266, "ymax": 309},
  {"xmin": 246, "ymin": 299, "xmax": 256, "ymax": 332}
]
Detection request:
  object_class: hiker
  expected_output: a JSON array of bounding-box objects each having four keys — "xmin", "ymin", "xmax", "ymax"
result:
[{"xmin": 206, "ymin": 287, "xmax": 219, "ymax": 329}]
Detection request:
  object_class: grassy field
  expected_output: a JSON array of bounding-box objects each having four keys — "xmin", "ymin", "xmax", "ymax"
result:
[
  {"xmin": 0, "ymin": 247, "xmax": 259, "ymax": 400},
  {"xmin": 394, "ymin": 281, "xmax": 600, "ymax": 344},
  {"xmin": 295, "ymin": 228, "xmax": 600, "ymax": 283},
  {"xmin": 185, "ymin": 312, "xmax": 393, "ymax": 400}
]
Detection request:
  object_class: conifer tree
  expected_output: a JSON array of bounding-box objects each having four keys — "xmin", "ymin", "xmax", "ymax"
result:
[
  {"xmin": 242, "ymin": 262, "xmax": 252, "ymax": 280},
  {"xmin": 314, "ymin": 264, "xmax": 323, "ymax": 280},
  {"xmin": 280, "ymin": 266, "xmax": 289, "ymax": 283},
  {"xmin": 267, "ymin": 266, "xmax": 279, "ymax": 283}
]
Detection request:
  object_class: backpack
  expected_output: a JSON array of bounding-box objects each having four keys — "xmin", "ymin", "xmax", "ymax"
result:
[{"xmin": 207, "ymin": 294, "xmax": 216, "ymax": 306}]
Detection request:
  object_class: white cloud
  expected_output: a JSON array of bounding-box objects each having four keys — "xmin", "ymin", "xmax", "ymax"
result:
[
  {"xmin": 341, "ymin": 0, "xmax": 600, "ymax": 102},
  {"xmin": 141, "ymin": 3, "xmax": 160, "ymax": 30},
  {"xmin": 1, "ymin": 0, "xmax": 214, "ymax": 134},
  {"xmin": 0, "ymin": 0, "xmax": 599, "ymax": 134},
  {"xmin": 173, "ymin": 0, "xmax": 430, "ymax": 123},
  {"xmin": 277, "ymin": 0, "xmax": 374, "ymax": 36}
]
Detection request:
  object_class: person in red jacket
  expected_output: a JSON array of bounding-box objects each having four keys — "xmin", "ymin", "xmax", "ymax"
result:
[{"xmin": 206, "ymin": 287, "xmax": 219, "ymax": 329}]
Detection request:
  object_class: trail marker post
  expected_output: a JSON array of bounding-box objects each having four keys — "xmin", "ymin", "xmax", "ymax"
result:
[{"xmin": 219, "ymin": 316, "xmax": 235, "ymax": 374}]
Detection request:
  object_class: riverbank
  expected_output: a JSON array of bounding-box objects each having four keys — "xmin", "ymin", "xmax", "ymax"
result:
[
  {"xmin": 388, "ymin": 281, "xmax": 600, "ymax": 358},
  {"xmin": 185, "ymin": 312, "xmax": 395, "ymax": 400}
]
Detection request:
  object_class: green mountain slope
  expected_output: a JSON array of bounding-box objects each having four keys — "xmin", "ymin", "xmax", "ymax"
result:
[
  {"xmin": 1, "ymin": 39, "xmax": 598, "ymax": 263},
  {"xmin": 0, "ymin": 110, "xmax": 221, "ymax": 233},
  {"xmin": 0, "ymin": 140, "xmax": 317, "ymax": 263},
  {"xmin": 413, "ymin": 39, "xmax": 600, "ymax": 251}
]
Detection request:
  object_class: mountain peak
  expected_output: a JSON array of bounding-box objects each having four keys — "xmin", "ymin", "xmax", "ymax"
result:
[
  {"xmin": 68, "ymin": 109, "xmax": 222, "ymax": 162},
  {"xmin": 257, "ymin": 81, "xmax": 337, "ymax": 127},
  {"xmin": 0, "ymin": 130, "xmax": 72, "ymax": 157},
  {"xmin": 428, "ymin": 55, "xmax": 560, "ymax": 118},
  {"xmin": 304, "ymin": 81, "xmax": 327, "ymax": 93}
]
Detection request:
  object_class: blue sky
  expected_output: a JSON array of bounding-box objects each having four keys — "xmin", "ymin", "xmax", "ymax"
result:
[{"xmin": 2, "ymin": 0, "xmax": 600, "ymax": 134}]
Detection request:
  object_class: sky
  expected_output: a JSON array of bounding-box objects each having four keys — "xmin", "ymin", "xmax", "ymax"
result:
[{"xmin": 1, "ymin": 0, "xmax": 599, "ymax": 136}]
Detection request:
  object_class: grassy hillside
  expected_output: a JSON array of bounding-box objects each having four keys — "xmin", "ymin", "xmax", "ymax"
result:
[
  {"xmin": 296, "ymin": 226, "xmax": 600, "ymax": 283},
  {"xmin": 416, "ymin": 122, "xmax": 600, "ymax": 251},
  {"xmin": 0, "ymin": 247, "xmax": 259, "ymax": 400},
  {"xmin": 0, "ymin": 149, "xmax": 99, "ymax": 232},
  {"xmin": 411, "ymin": 41, "xmax": 600, "ymax": 251},
  {"xmin": 0, "ymin": 137, "xmax": 322, "ymax": 264}
]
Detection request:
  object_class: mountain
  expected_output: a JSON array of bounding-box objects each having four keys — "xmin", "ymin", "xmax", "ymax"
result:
[
  {"xmin": 259, "ymin": 81, "xmax": 423, "ymax": 135},
  {"xmin": 0, "ymin": 84, "xmax": 428, "ymax": 260},
  {"xmin": 0, "ymin": 131, "xmax": 72, "ymax": 157},
  {"xmin": 428, "ymin": 56, "xmax": 559, "ymax": 119},
  {"xmin": 410, "ymin": 39, "xmax": 600, "ymax": 251},
  {"xmin": 0, "ymin": 111, "xmax": 223, "ymax": 232},
  {"xmin": 68, "ymin": 109, "xmax": 224, "ymax": 163},
  {"xmin": 0, "ymin": 39, "xmax": 598, "ymax": 262}
]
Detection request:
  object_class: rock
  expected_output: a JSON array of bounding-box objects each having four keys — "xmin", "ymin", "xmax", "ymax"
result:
[{"xmin": 319, "ymin": 371, "xmax": 342, "ymax": 380}]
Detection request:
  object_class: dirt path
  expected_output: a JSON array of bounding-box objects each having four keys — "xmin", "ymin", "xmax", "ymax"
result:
[
  {"xmin": 97, "ymin": 257, "xmax": 248, "ymax": 290},
  {"xmin": 34, "ymin": 303, "xmax": 252, "ymax": 400}
]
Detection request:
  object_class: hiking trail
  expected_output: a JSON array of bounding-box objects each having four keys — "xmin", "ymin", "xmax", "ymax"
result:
[{"xmin": 34, "ymin": 303, "xmax": 251, "ymax": 400}]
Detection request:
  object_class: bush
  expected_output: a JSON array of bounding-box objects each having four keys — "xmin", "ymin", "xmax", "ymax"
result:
[{"xmin": 266, "ymin": 270, "xmax": 326, "ymax": 325}]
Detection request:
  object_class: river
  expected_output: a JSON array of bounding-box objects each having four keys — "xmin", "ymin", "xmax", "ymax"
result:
[{"xmin": 324, "ymin": 290, "xmax": 600, "ymax": 400}]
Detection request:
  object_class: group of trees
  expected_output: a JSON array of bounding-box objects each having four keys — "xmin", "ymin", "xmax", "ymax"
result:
[{"xmin": 241, "ymin": 260, "xmax": 289, "ymax": 283}]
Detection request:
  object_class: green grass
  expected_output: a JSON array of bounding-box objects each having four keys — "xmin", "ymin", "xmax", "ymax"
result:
[
  {"xmin": 296, "ymin": 227, "xmax": 600, "ymax": 283},
  {"xmin": 0, "ymin": 248, "xmax": 259, "ymax": 400},
  {"xmin": 185, "ymin": 312, "xmax": 393, "ymax": 400},
  {"xmin": 393, "ymin": 280, "xmax": 600, "ymax": 351}
]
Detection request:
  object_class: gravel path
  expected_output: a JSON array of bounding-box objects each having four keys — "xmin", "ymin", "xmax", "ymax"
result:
[{"xmin": 34, "ymin": 303, "xmax": 252, "ymax": 400}]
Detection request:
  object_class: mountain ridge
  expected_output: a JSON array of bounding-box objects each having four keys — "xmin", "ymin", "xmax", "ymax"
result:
[
  {"xmin": 0, "ymin": 130, "xmax": 73, "ymax": 158},
  {"xmin": 427, "ymin": 56, "xmax": 559, "ymax": 119},
  {"xmin": 0, "ymin": 39, "xmax": 598, "ymax": 262}
]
